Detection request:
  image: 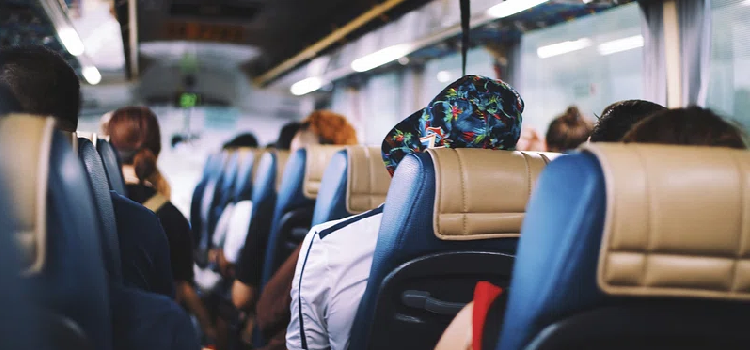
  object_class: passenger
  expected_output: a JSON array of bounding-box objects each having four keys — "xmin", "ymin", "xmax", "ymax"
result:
[
  {"xmin": 223, "ymin": 132, "xmax": 259, "ymax": 150},
  {"xmin": 274, "ymin": 122, "xmax": 302, "ymax": 150},
  {"xmin": 0, "ymin": 44, "xmax": 200, "ymax": 350},
  {"xmin": 545, "ymin": 106, "xmax": 591, "ymax": 152},
  {"xmin": 515, "ymin": 126, "xmax": 546, "ymax": 152},
  {"xmin": 232, "ymin": 111, "xmax": 357, "ymax": 350},
  {"xmin": 621, "ymin": 107, "xmax": 747, "ymax": 149},
  {"xmin": 589, "ymin": 99, "xmax": 665, "ymax": 142},
  {"xmin": 108, "ymin": 106, "xmax": 216, "ymax": 340},
  {"xmin": 286, "ymin": 75, "xmax": 524, "ymax": 350},
  {"xmin": 232, "ymin": 110, "xmax": 357, "ymax": 312},
  {"xmin": 100, "ymin": 110, "xmax": 113, "ymax": 136}
]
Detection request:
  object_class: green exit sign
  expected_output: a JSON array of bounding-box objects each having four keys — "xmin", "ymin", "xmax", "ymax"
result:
[{"xmin": 175, "ymin": 92, "xmax": 202, "ymax": 108}]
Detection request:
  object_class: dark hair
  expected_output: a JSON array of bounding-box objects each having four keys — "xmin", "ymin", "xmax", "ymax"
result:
[
  {"xmin": 222, "ymin": 133, "xmax": 259, "ymax": 150},
  {"xmin": 0, "ymin": 83, "xmax": 22, "ymax": 115},
  {"xmin": 545, "ymin": 106, "xmax": 592, "ymax": 152},
  {"xmin": 108, "ymin": 107, "xmax": 162, "ymax": 183},
  {"xmin": 590, "ymin": 100, "xmax": 666, "ymax": 142},
  {"xmin": 622, "ymin": 107, "xmax": 747, "ymax": 149},
  {"xmin": 0, "ymin": 45, "xmax": 80, "ymax": 132},
  {"xmin": 300, "ymin": 110, "xmax": 358, "ymax": 145},
  {"xmin": 276, "ymin": 122, "xmax": 301, "ymax": 150}
]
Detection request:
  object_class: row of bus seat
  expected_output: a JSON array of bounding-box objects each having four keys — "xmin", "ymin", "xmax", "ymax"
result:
[
  {"xmin": 0, "ymin": 114, "xmax": 202, "ymax": 350},
  {"xmin": 195, "ymin": 137, "xmax": 750, "ymax": 350}
]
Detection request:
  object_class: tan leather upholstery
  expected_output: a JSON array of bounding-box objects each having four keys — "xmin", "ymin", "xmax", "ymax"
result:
[
  {"xmin": 585, "ymin": 143, "xmax": 750, "ymax": 300},
  {"xmin": 275, "ymin": 150, "xmax": 290, "ymax": 193},
  {"xmin": 0, "ymin": 115, "xmax": 54, "ymax": 274},
  {"xmin": 346, "ymin": 146, "xmax": 392, "ymax": 214},
  {"xmin": 430, "ymin": 148, "xmax": 554, "ymax": 240},
  {"xmin": 302, "ymin": 145, "xmax": 345, "ymax": 199}
]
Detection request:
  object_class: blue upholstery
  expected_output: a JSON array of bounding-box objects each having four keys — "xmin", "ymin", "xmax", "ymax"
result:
[
  {"xmin": 260, "ymin": 149, "xmax": 315, "ymax": 287},
  {"xmin": 36, "ymin": 131, "xmax": 113, "ymax": 350},
  {"xmin": 198, "ymin": 153, "xmax": 229, "ymax": 254},
  {"xmin": 214, "ymin": 152, "xmax": 241, "ymax": 223},
  {"xmin": 190, "ymin": 154, "xmax": 219, "ymax": 241},
  {"xmin": 78, "ymin": 138, "xmax": 123, "ymax": 283},
  {"xmin": 233, "ymin": 151, "xmax": 256, "ymax": 202},
  {"xmin": 497, "ymin": 153, "xmax": 609, "ymax": 350},
  {"xmin": 236, "ymin": 152, "xmax": 283, "ymax": 288},
  {"xmin": 311, "ymin": 150, "xmax": 349, "ymax": 226},
  {"xmin": 348, "ymin": 153, "xmax": 519, "ymax": 350},
  {"xmin": 97, "ymin": 139, "xmax": 127, "ymax": 195}
]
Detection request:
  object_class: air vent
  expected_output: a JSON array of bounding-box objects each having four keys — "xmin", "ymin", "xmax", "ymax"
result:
[{"xmin": 169, "ymin": 3, "xmax": 262, "ymax": 21}]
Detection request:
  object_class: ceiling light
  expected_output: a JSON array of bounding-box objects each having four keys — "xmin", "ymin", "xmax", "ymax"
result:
[
  {"xmin": 351, "ymin": 44, "xmax": 412, "ymax": 73},
  {"xmin": 536, "ymin": 38, "xmax": 592, "ymax": 59},
  {"xmin": 58, "ymin": 27, "xmax": 85, "ymax": 56},
  {"xmin": 290, "ymin": 77, "xmax": 323, "ymax": 96},
  {"xmin": 488, "ymin": 0, "xmax": 550, "ymax": 19},
  {"xmin": 82, "ymin": 66, "xmax": 101, "ymax": 85},
  {"xmin": 437, "ymin": 71, "xmax": 452, "ymax": 83},
  {"xmin": 598, "ymin": 35, "xmax": 644, "ymax": 56}
]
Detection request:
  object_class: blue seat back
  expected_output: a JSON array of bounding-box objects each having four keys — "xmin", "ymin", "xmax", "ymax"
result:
[
  {"xmin": 96, "ymin": 139, "xmax": 127, "ymax": 195},
  {"xmin": 349, "ymin": 149, "xmax": 555, "ymax": 350},
  {"xmin": 260, "ymin": 145, "xmax": 343, "ymax": 287},
  {"xmin": 312, "ymin": 146, "xmax": 391, "ymax": 226},
  {"xmin": 498, "ymin": 144, "xmax": 750, "ymax": 350},
  {"xmin": 233, "ymin": 150, "xmax": 258, "ymax": 202},
  {"xmin": 0, "ymin": 116, "xmax": 112, "ymax": 350}
]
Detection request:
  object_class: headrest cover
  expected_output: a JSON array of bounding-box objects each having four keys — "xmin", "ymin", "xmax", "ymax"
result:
[
  {"xmin": 0, "ymin": 115, "xmax": 53, "ymax": 274},
  {"xmin": 587, "ymin": 143, "xmax": 750, "ymax": 300},
  {"xmin": 430, "ymin": 148, "xmax": 554, "ymax": 240},
  {"xmin": 346, "ymin": 146, "xmax": 392, "ymax": 213},
  {"xmin": 303, "ymin": 145, "xmax": 345, "ymax": 199}
]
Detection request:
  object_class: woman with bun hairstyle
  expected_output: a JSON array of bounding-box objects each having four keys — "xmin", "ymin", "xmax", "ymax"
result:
[
  {"xmin": 545, "ymin": 106, "xmax": 592, "ymax": 153},
  {"xmin": 108, "ymin": 106, "xmax": 215, "ymax": 341}
]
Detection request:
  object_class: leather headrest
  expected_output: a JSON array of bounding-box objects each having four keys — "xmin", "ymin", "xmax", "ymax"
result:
[
  {"xmin": 302, "ymin": 145, "xmax": 345, "ymax": 199},
  {"xmin": 430, "ymin": 148, "xmax": 558, "ymax": 240},
  {"xmin": 585, "ymin": 143, "xmax": 750, "ymax": 300},
  {"xmin": 0, "ymin": 114, "xmax": 54, "ymax": 274},
  {"xmin": 346, "ymin": 146, "xmax": 392, "ymax": 213}
]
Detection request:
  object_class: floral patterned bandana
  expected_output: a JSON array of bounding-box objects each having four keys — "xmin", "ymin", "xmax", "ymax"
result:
[{"xmin": 381, "ymin": 75, "xmax": 524, "ymax": 176}]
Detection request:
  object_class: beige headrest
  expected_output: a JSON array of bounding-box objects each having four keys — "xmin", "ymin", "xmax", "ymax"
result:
[
  {"xmin": 430, "ymin": 148, "xmax": 556, "ymax": 240},
  {"xmin": 586, "ymin": 143, "xmax": 750, "ymax": 300},
  {"xmin": 302, "ymin": 145, "xmax": 345, "ymax": 199},
  {"xmin": 275, "ymin": 150, "xmax": 290, "ymax": 193},
  {"xmin": 0, "ymin": 114, "xmax": 53, "ymax": 274},
  {"xmin": 346, "ymin": 146, "xmax": 392, "ymax": 214}
]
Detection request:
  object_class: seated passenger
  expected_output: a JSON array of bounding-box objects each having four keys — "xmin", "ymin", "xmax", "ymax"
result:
[
  {"xmin": 515, "ymin": 126, "xmax": 546, "ymax": 152},
  {"xmin": 545, "ymin": 106, "xmax": 591, "ymax": 153},
  {"xmin": 589, "ymin": 99, "xmax": 665, "ymax": 142},
  {"xmin": 286, "ymin": 75, "xmax": 524, "ymax": 350},
  {"xmin": 232, "ymin": 111, "xmax": 357, "ymax": 313},
  {"xmin": 108, "ymin": 106, "xmax": 216, "ymax": 340},
  {"xmin": 621, "ymin": 106, "xmax": 747, "ymax": 149},
  {"xmin": 0, "ymin": 44, "xmax": 200, "ymax": 350},
  {"xmin": 222, "ymin": 132, "xmax": 259, "ymax": 150},
  {"xmin": 435, "ymin": 106, "xmax": 744, "ymax": 350}
]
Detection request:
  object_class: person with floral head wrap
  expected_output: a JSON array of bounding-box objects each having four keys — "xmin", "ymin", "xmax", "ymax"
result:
[{"xmin": 286, "ymin": 75, "xmax": 524, "ymax": 350}]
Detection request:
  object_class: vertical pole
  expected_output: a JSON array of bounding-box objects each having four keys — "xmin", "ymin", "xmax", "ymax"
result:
[{"xmin": 128, "ymin": 0, "xmax": 139, "ymax": 77}]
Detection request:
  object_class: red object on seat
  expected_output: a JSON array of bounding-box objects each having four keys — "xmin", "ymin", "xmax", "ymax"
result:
[{"xmin": 472, "ymin": 281, "xmax": 504, "ymax": 350}]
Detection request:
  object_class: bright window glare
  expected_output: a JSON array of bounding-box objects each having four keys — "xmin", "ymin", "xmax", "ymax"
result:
[
  {"xmin": 82, "ymin": 66, "xmax": 101, "ymax": 85},
  {"xmin": 58, "ymin": 27, "xmax": 85, "ymax": 56},
  {"xmin": 536, "ymin": 38, "xmax": 592, "ymax": 59},
  {"xmin": 598, "ymin": 35, "xmax": 644, "ymax": 56},
  {"xmin": 437, "ymin": 70, "xmax": 452, "ymax": 83},
  {"xmin": 351, "ymin": 44, "xmax": 412, "ymax": 72},
  {"xmin": 488, "ymin": 0, "xmax": 550, "ymax": 19},
  {"xmin": 291, "ymin": 77, "xmax": 323, "ymax": 95}
]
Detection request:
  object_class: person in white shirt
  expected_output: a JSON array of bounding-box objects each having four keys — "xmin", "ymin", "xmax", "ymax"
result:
[{"xmin": 287, "ymin": 75, "xmax": 525, "ymax": 350}]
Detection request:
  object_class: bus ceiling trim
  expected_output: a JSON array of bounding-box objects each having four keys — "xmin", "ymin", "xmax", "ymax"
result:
[{"xmin": 253, "ymin": 0, "xmax": 408, "ymax": 88}]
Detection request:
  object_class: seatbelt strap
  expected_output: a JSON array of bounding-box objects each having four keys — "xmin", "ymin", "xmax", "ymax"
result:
[
  {"xmin": 460, "ymin": 0, "xmax": 471, "ymax": 76},
  {"xmin": 143, "ymin": 193, "xmax": 169, "ymax": 213}
]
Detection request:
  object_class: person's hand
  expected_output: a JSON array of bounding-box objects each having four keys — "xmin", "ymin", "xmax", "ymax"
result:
[{"xmin": 207, "ymin": 249, "xmax": 220, "ymax": 264}]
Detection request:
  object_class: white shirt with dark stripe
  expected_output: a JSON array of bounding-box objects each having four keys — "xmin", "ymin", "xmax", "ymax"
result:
[{"xmin": 287, "ymin": 206, "xmax": 384, "ymax": 350}]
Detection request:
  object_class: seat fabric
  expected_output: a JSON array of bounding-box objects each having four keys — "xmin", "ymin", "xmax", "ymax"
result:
[{"xmin": 96, "ymin": 139, "xmax": 127, "ymax": 195}]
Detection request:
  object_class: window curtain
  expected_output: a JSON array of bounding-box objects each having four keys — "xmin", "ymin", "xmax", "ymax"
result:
[
  {"xmin": 639, "ymin": 0, "xmax": 668, "ymax": 106},
  {"xmin": 678, "ymin": 0, "xmax": 711, "ymax": 106}
]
